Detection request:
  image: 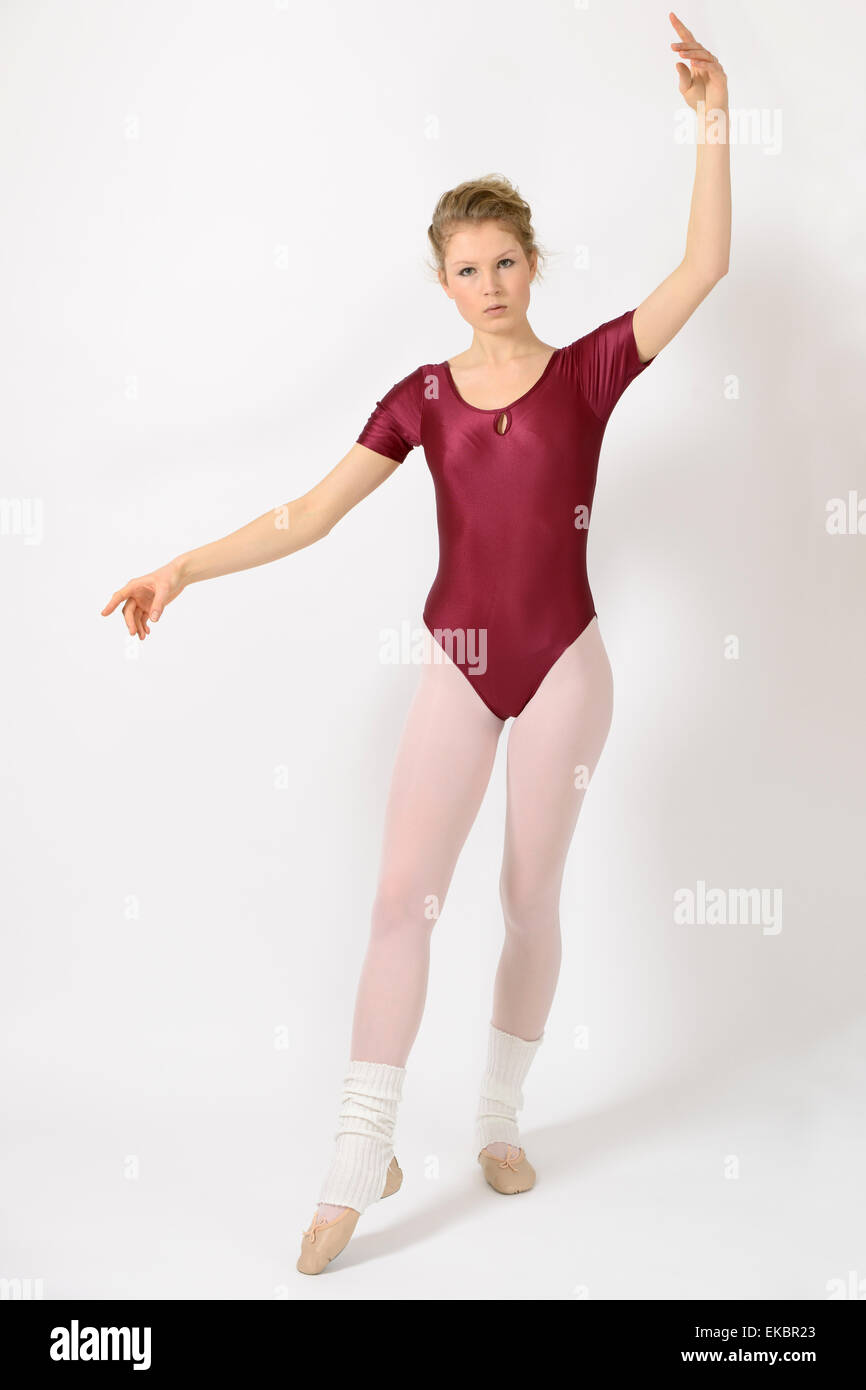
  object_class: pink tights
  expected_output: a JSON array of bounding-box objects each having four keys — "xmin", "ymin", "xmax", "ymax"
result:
[{"xmin": 351, "ymin": 617, "xmax": 615, "ymax": 1064}]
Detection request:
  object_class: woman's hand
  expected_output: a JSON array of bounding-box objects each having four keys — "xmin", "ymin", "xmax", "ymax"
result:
[
  {"xmin": 670, "ymin": 11, "xmax": 728, "ymax": 113},
  {"xmin": 101, "ymin": 558, "xmax": 186, "ymax": 640}
]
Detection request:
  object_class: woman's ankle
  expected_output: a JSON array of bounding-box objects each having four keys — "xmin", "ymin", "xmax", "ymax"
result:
[
  {"xmin": 482, "ymin": 1141, "xmax": 518, "ymax": 1159},
  {"xmin": 315, "ymin": 1202, "xmax": 349, "ymax": 1224}
]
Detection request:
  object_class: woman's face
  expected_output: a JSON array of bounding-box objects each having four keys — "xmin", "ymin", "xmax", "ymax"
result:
[{"xmin": 438, "ymin": 220, "xmax": 537, "ymax": 333}]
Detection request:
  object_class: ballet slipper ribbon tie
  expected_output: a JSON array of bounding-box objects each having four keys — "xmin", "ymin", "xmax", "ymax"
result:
[
  {"xmin": 302, "ymin": 1213, "xmax": 328, "ymax": 1243},
  {"xmin": 498, "ymin": 1145, "xmax": 523, "ymax": 1172}
]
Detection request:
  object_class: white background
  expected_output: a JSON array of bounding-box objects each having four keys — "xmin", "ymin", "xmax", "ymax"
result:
[{"xmin": 2, "ymin": 0, "xmax": 864, "ymax": 1300}]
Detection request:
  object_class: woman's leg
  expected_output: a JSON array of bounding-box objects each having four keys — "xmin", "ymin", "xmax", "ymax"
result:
[
  {"xmin": 317, "ymin": 632, "xmax": 503, "ymax": 1219},
  {"xmin": 478, "ymin": 617, "xmax": 614, "ymax": 1158},
  {"xmin": 352, "ymin": 634, "xmax": 504, "ymax": 1062}
]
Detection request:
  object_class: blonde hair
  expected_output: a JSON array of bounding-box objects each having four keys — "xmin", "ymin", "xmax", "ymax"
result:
[{"xmin": 426, "ymin": 173, "xmax": 548, "ymax": 284}]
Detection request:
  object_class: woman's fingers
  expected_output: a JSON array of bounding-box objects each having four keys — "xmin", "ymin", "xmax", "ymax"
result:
[
  {"xmin": 670, "ymin": 14, "xmax": 725, "ymax": 95},
  {"xmin": 149, "ymin": 584, "xmax": 169, "ymax": 622},
  {"xmin": 669, "ymin": 11, "xmax": 696, "ymax": 42},
  {"xmin": 103, "ymin": 574, "xmax": 173, "ymax": 635},
  {"xmin": 672, "ymin": 44, "xmax": 715, "ymax": 62},
  {"xmin": 121, "ymin": 596, "xmax": 137, "ymax": 637},
  {"xmin": 102, "ymin": 584, "xmax": 131, "ymax": 616},
  {"xmin": 103, "ymin": 553, "xmax": 190, "ymax": 634}
]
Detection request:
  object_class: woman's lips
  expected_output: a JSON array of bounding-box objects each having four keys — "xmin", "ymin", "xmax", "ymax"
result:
[{"xmin": 485, "ymin": 305, "xmax": 507, "ymax": 314}]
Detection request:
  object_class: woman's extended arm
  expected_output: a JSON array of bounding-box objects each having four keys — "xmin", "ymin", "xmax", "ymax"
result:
[
  {"xmin": 101, "ymin": 442, "xmax": 399, "ymax": 639},
  {"xmin": 632, "ymin": 11, "xmax": 731, "ymax": 362}
]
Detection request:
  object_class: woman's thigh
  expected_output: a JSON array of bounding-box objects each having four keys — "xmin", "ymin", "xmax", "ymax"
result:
[
  {"xmin": 501, "ymin": 618, "xmax": 615, "ymax": 899},
  {"xmin": 375, "ymin": 630, "xmax": 504, "ymax": 908}
]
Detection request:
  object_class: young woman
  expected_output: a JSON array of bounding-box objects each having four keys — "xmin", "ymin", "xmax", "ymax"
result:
[{"xmin": 102, "ymin": 13, "xmax": 729, "ymax": 1277}]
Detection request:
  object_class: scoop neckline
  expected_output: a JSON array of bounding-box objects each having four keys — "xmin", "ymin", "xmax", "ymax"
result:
[{"xmin": 441, "ymin": 345, "xmax": 562, "ymax": 414}]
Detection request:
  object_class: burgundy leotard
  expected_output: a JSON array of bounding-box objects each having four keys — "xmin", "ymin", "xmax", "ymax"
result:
[{"xmin": 357, "ymin": 307, "xmax": 656, "ymax": 719}]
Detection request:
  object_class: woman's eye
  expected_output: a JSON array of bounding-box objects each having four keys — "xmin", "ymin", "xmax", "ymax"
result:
[{"xmin": 458, "ymin": 258, "xmax": 515, "ymax": 277}]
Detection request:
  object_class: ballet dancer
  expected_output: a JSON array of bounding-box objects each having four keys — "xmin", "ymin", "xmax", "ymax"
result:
[{"xmin": 101, "ymin": 12, "xmax": 730, "ymax": 1276}]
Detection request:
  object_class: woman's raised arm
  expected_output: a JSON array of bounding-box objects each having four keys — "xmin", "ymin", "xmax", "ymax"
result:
[{"xmin": 632, "ymin": 11, "xmax": 731, "ymax": 363}]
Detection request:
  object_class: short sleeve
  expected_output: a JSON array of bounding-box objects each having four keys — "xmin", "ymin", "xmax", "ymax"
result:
[
  {"xmin": 572, "ymin": 307, "xmax": 656, "ymax": 422},
  {"xmin": 357, "ymin": 365, "xmax": 424, "ymax": 464}
]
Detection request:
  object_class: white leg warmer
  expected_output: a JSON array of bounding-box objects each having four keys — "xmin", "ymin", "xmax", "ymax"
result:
[
  {"xmin": 474, "ymin": 1023, "xmax": 544, "ymax": 1154},
  {"xmin": 318, "ymin": 1059, "xmax": 406, "ymax": 1212}
]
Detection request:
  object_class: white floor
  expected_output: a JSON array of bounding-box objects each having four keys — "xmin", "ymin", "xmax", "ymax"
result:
[{"xmin": 4, "ymin": 1015, "xmax": 863, "ymax": 1301}]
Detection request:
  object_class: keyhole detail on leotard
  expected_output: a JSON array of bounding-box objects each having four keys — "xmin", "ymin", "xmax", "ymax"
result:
[{"xmin": 494, "ymin": 409, "xmax": 511, "ymax": 435}]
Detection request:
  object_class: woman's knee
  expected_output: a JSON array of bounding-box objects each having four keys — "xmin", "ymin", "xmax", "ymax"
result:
[
  {"xmin": 498, "ymin": 872, "xmax": 559, "ymax": 939},
  {"xmin": 370, "ymin": 877, "xmax": 440, "ymax": 943}
]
